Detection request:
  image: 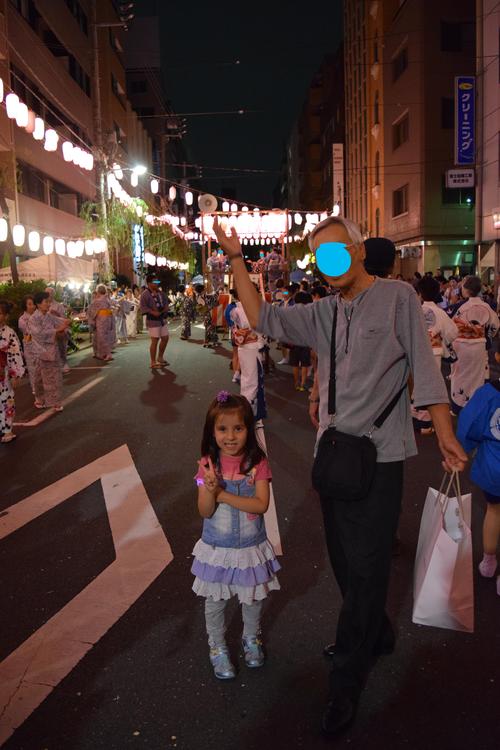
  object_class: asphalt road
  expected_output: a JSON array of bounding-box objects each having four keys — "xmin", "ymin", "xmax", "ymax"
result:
[{"xmin": 1, "ymin": 322, "xmax": 499, "ymax": 750}]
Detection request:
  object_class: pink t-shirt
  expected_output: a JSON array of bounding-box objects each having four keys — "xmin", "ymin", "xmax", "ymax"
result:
[{"xmin": 195, "ymin": 453, "xmax": 272, "ymax": 483}]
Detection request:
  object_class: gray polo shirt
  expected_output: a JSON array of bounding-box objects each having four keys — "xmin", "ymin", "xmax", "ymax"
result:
[{"xmin": 257, "ymin": 278, "xmax": 449, "ymax": 462}]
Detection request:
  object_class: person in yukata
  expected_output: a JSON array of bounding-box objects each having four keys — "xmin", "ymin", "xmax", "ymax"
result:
[
  {"xmin": 179, "ymin": 285, "xmax": 197, "ymax": 340},
  {"xmin": 124, "ymin": 288, "xmax": 138, "ymax": 339},
  {"xmin": 87, "ymin": 285, "xmax": 114, "ymax": 361},
  {"xmin": 18, "ymin": 295, "xmax": 37, "ymax": 393},
  {"xmin": 45, "ymin": 286, "xmax": 70, "ymax": 373},
  {"xmin": 450, "ymin": 275, "xmax": 499, "ymax": 414},
  {"xmin": 30, "ymin": 291, "xmax": 70, "ymax": 412},
  {"xmin": 0, "ymin": 301, "xmax": 25, "ymax": 443},
  {"xmin": 207, "ymin": 250, "xmax": 224, "ymax": 292}
]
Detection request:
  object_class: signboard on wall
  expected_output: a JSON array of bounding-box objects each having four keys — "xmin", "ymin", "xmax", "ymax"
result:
[
  {"xmin": 332, "ymin": 143, "xmax": 344, "ymax": 213},
  {"xmin": 455, "ymin": 76, "xmax": 475, "ymax": 165},
  {"xmin": 446, "ymin": 168, "xmax": 475, "ymax": 188}
]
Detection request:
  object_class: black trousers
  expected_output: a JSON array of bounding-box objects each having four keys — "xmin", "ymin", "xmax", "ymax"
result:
[{"xmin": 320, "ymin": 461, "xmax": 404, "ymax": 698}]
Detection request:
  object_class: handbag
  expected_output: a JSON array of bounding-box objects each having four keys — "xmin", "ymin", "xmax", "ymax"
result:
[
  {"xmin": 412, "ymin": 472, "xmax": 473, "ymax": 632},
  {"xmin": 311, "ymin": 302, "xmax": 407, "ymax": 501}
]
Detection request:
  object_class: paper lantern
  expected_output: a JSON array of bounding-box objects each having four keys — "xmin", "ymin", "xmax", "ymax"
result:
[
  {"xmin": 12, "ymin": 224, "xmax": 25, "ymax": 247},
  {"xmin": 62, "ymin": 141, "xmax": 74, "ymax": 161},
  {"xmin": 28, "ymin": 231, "xmax": 40, "ymax": 252},
  {"xmin": 16, "ymin": 103, "xmax": 29, "ymax": 128},
  {"xmin": 222, "ymin": 201, "xmax": 229, "ymax": 212},
  {"xmin": 44, "ymin": 129, "xmax": 59, "ymax": 151},
  {"xmin": 185, "ymin": 190, "xmax": 193, "ymax": 206},
  {"xmin": 55, "ymin": 238, "xmax": 66, "ymax": 255},
  {"xmin": 85, "ymin": 239, "xmax": 94, "ymax": 255},
  {"xmin": 231, "ymin": 203, "xmax": 237, "ymax": 213},
  {"xmin": 150, "ymin": 179, "xmax": 159, "ymax": 194},
  {"xmin": 180, "ymin": 216, "xmax": 186, "ymax": 226},
  {"xmin": 33, "ymin": 117, "xmax": 45, "ymax": 140},
  {"xmin": 6, "ymin": 93, "xmax": 19, "ymax": 119},
  {"xmin": 0, "ymin": 78, "xmax": 3, "ymax": 103},
  {"xmin": 67, "ymin": 241, "xmax": 77, "ymax": 258},
  {"xmin": 75, "ymin": 240, "xmax": 84, "ymax": 256},
  {"xmin": 113, "ymin": 163, "xmax": 123, "ymax": 180},
  {"xmin": 294, "ymin": 213, "xmax": 302, "ymax": 225},
  {"xmin": 332, "ymin": 203, "xmax": 340, "ymax": 216},
  {"xmin": 169, "ymin": 185, "xmax": 176, "ymax": 201},
  {"xmin": 84, "ymin": 152, "xmax": 94, "ymax": 171},
  {"xmin": 43, "ymin": 236, "xmax": 54, "ymax": 255},
  {"xmin": 242, "ymin": 206, "xmax": 249, "ymax": 212},
  {"xmin": 25, "ymin": 110, "xmax": 36, "ymax": 134},
  {"xmin": 72, "ymin": 147, "xmax": 82, "ymax": 166},
  {"xmin": 0, "ymin": 218, "xmax": 8, "ymax": 242}
]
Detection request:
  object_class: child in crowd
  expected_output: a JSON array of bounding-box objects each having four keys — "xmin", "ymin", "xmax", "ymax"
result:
[
  {"xmin": 457, "ymin": 378, "xmax": 500, "ymax": 595},
  {"xmin": 288, "ymin": 291, "xmax": 313, "ymax": 391},
  {"xmin": 0, "ymin": 301, "xmax": 25, "ymax": 443},
  {"xmin": 192, "ymin": 392, "xmax": 280, "ymax": 679}
]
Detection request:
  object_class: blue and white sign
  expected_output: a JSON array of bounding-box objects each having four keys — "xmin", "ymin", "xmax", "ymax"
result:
[
  {"xmin": 455, "ymin": 76, "xmax": 475, "ymax": 165},
  {"xmin": 132, "ymin": 224, "xmax": 144, "ymax": 269}
]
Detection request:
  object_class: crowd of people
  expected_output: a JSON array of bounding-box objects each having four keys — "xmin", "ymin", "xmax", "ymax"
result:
[{"xmin": 1, "ymin": 226, "xmax": 499, "ymax": 739}]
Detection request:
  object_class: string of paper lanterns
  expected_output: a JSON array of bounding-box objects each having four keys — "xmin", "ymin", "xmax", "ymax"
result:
[
  {"xmin": 2, "ymin": 82, "xmax": 94, "ymax": 171},
  {"xmin": 0, "ymin": 217, "xmax": 106, "ymax": 257}
]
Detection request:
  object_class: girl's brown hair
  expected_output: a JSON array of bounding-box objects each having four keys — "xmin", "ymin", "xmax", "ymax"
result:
[{"xmin": 201, "ymin": 393, "xmax": 266, "ymax": 474}]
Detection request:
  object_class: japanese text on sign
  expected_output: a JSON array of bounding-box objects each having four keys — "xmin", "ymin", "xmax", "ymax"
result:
[{"xmin": 455, "ymin": 76, "xmax": 475, "ymax": 166}]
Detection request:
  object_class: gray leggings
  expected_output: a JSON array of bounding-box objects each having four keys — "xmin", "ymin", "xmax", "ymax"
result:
[{"xmin": 205, "ymin": 597, "xmax": 264, "ymax": 647}]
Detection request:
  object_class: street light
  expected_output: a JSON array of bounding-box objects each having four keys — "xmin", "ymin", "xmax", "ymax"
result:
[{"xmin": 132, "ymin": 164, "xmax": 147, "ymax": 176}]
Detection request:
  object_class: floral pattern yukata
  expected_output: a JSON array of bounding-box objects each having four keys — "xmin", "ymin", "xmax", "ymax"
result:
[{"xmin": 0, "ymin": 325, "xmax": 25, "ymax": 438}]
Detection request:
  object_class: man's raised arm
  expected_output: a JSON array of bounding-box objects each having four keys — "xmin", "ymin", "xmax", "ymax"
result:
[{"xmin": 213, "ymin": 217, "xmax": 262, "ymax": 329}]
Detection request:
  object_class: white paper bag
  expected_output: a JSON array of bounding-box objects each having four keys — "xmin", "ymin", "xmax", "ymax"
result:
[{"xmin": 412, "ymin": 472, "xmax": 474, "ymax": 633}]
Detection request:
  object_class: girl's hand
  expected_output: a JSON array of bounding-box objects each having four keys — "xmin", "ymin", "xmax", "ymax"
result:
[
  {"xmin": 199, "ymin": 457, "xmax": 218, "ymax": 494},
  {"xmin": 213, "ymin": 217, "xmax": 242, "ymax": 259}
]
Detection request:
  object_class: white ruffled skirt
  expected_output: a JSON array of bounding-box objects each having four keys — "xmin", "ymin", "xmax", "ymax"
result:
[{"xmin": 191, "ymin": 537, "xmax": 281, "ymax": 605}]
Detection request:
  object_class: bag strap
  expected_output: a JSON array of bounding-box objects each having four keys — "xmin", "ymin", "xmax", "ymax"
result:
[{"xmin": 327, "ymin": 299, "xmax": 406, "ymax": 428}]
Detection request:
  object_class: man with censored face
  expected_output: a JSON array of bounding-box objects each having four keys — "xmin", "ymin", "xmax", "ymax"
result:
[{"xmin": 214, "ymin": 215, "xmax": 466, "ymax": 737}]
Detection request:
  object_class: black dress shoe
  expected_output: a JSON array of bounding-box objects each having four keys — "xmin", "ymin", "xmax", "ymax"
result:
[{"xmin": 321, "ymin": 694, "xmax": 358, "ymax": 737}]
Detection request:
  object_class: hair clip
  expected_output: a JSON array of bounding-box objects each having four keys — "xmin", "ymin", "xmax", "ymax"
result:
[{"xmin": 216, "ymin": 390, "xmax": 230, "ymax": 403}]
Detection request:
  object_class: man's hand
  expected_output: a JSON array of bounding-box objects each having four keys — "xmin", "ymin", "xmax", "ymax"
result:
[
  {"xmin": 213, "ymin": 217, "xmax": 242, "ymax": 259},
  {"xmin": 438, "ymin": 434, "xmax": 468, "ymax": 473},
  {"xmin": 309, "ymin": 400, "xmax": 319, "ymax": 429}
]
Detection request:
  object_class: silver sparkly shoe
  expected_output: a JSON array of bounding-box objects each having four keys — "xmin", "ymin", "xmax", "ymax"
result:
[
  {"xmin": 209, "ymin": 645, "xmax": 236, "ymax": 680},
  {"xmin": 242, "ymin": 634, "xmax": 265, "ymax": 668}
]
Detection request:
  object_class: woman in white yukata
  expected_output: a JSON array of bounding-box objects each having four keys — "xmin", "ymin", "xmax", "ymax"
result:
[
  {"xmin": 124, "ymin": 288, "xmax": 138, "ymax": 339},
  {"xmin": 18, "ymin": 295, "xmax": 37, "ymax": 394},
  {"xmin": 450, "ymin": 276, "xmax": 499, "ymax": 414},
  {"xmin": 0, "ymin": 301, "xmax": 25, "ymax": 443},
  {"xmin": 30, "ymin": 291, "xmax": 70, "ymax": 412},
  {"xmin": 87, "ymin": 285, "xmax": 114, "ymax": 361}
]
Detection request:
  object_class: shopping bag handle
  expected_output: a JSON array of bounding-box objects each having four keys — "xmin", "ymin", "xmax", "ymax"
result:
[
  {"xmin": 436, "ymin": 472, "xmax": 455, "ymax": 509},
  {"xmin": 437, "ymin": 471, "xmax": 467, "ymax": 528}
]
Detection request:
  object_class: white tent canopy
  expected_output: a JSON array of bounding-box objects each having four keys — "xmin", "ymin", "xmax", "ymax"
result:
[{"xmin": 0, "ymin": 254, "xmax": 96, "ymax": 286}]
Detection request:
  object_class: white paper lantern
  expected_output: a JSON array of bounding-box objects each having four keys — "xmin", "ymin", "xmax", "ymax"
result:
[
  {"xmin": 15, "ymin": 103, "xmax": 29, "ymax": 128},
  {"xmin": 75, "ymin": 240, "xmax": 84, "ymax": 256},
  {"xmin": 44, "ymin": 129, "xmax": 59, "ymax": 152},
  {"xmin": 84, "ymin": 239, "xmax": 94, "ymax": 255},
  {"xmin": 6, "ymin": 93, "xmax": 19, "ymax": 119},
  {"xmin": 55, "ymin": 238, "xmax": 66, "ymax": 255},
  {"xmin": 67, "ymin": 241, "xmax": 76, "ymax": 258},
  {"xmin": 72, "ymin": 147, "xmax": 82, "ymax": 166},
  {"xmin": 43, "ymin": 236, "xmax": 54, "ymax": 255},
  {"xmin": 231, "ymin": 203, "xmax": 238, "ymax": 212},
  {"xmin": 180, "ymin": 216, "xmax": 186, "ymax": 226},
  {"xmin": 131, "ymin": 172, "xmax": 138, "ymax": 187},
  {"xmin": 33, "ymin": 117, "xmax": 45, "ymax": 141},
  {"xmin": 294, "ymin": 213, "xmax": 302, "ymax": 225},
  {"xmin": 62, "ymin": 141, "xmax": 74, "ymax": 161},
  {"xmin": 25, "ymin": 110, "xmax": 36, "ymax": 134},
  {"xmin": 28, "ymin": 231, "xmax": 40, "ymax": 252},
  {"xmin": 222, "ymin": 201, "xmax": 229, "ymax": 212},
  {"xmin": 332, "ymin": 203, "xmax": 341, "ymax": 216},
  {"xmin": 150, "ymin": 179, "xmax": 159, "ymax": 194},
  {"xmin": 169, "ymin": 185, "xmax": 177, "ymax": 201},
  {"xmin": 12, "ymin": 224, "xmax": 25, "ymax": 247},
  {"xmin": 0, "ymin": 78, "xmax": 3, "ymax": 103},
  {"xmin": 0, "ymin": 218, "xmax": 8, "ymax": 242},
  {"xmin": 185, "ymin": 190, "xmax": 193, "ymax": 206},
  {"xmin": 242, "ymin": 205, "xmax": 249, "ymax": 212}
]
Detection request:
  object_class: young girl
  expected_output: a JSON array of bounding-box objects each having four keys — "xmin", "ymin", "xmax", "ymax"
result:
[
  {"xmin": 0, "ymin": 301, "xmax": 25, "ymax": 443},
  {"xmin": 192, "ymin": 391, "xmax": 280, "ymax": 679},
  {"xmin": 457, "ymin": 378, "xmax": 500, "ymax": 595}
]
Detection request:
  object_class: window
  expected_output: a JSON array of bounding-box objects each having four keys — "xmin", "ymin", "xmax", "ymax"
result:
[
  {"xmin": 64, "ymin": 0, "xmax": 88, "ymax": 35},
  {"xmin": 393, "ymin": 184, "xmax": 409, "ymax": 216},
  {"xmin": 441, "ymin": 97, "xmax": 454, "ymax": 129},
  {"xmin": 17, "ymin": 161, "xmax": 45, "ymax": 203},
  {"xmin": 374, "ymin": 90, "xmax": 379, "ymax": 125},
  {"xmin": 111, "ymin": 74, "xmax": 126, "ymax": 108},
  {"xmin": 393, "ymin": 113, "xmax": 409, "ymax": 149},
  {"xmin": 68, "ymin": 56, "xmax": 91, "ymax": 97},
  {"xmin": 441, "ymin": 21, "xmax": 462, "ymax": 52},
  {"xmin": 392, "ymin": 47, "xmax": 408, "ymax": 82},
  {"xmin": 375, "ymin": 151, "xmax": 380, "ymax": 185},
  {"xmin": 131, "ymin": 79, "xmax": 147, "ymax": 94},
  {"xmin": 442, "ymin": 177, "xmax": 474, "ymax": 206}
]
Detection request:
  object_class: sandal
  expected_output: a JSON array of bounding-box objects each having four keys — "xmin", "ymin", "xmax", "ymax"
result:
[
  {"xmin": 150, "ymin": 362, "xmax": 162, "ymax": 369},
  {"xmin": 54, "ymin": 405, "xmax": 64, "ymax": 412},
  {"xmin": 34, "ymin": 401, "xmax": 45, "ymax": 409},
  {"xmin": 1, "ymin": 432, "xmax": 17, "ymax": 443}
]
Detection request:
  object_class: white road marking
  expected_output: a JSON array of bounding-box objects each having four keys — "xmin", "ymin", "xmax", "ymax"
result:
[
  {"xmin": 256, "ymin": 426, "xmax": 283, "ymax": 555},
  {"xmin": 14, "ymin": 377, "xmax": 105, "ymax": 427},
  {"xmin": 0, "ymin": 445, "xmax": 173, "ymax": 746}
]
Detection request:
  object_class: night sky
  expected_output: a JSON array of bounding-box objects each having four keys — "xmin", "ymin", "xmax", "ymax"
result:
[{"xmin": 136, "ymin": 0, "xmax": 343, "ymax": 208}]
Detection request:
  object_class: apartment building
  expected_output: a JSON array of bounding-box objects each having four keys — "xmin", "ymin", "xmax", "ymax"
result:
[
  {"xmin": 383, "ymin": 0, "xmax": 476, "ymax": 277},
  {"xmin": 0, "ymin": 0, "xmax": 151, "ymax": 280}
]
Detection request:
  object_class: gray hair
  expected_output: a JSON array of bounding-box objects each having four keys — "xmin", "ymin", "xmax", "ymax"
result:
[{"xmin": 307, "ymin": 216, "xmax": 363, "ymax": 250}]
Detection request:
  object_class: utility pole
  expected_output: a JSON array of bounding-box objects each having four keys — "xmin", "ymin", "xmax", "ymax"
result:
[
  {"xmin": 90, "ymin": 0, "xmax": 108, "ymax": 281},
  {"xmin": 475, "ymin": 0, "xmax": 483, "ymax": 275}
]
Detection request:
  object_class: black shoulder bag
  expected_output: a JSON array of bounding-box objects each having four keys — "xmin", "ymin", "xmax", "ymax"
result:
[{"xmin": 311, "ymin": 302, "xmax": 407, "ymax": 502}]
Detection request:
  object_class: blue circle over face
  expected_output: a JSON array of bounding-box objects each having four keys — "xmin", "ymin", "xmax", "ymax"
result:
[
  {"xmin": 218, "ymin": 249, "xmax": 224, "ymax": 255},
  {"xmin": 316, "ymin": 242, "xmax": 352, "ymax": 277}
]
